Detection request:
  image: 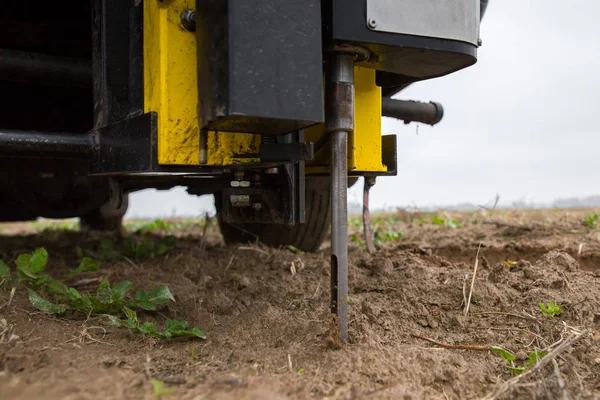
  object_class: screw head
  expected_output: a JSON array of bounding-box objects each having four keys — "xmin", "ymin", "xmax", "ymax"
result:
[{"xmin": 367, "ymin": 18, "xmax": 377, "ymax": 29}]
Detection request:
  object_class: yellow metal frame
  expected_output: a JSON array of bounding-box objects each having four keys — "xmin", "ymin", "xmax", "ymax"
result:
[
  {"xmin": 143, "ymin": 1, "xmax": 386, "ymax": 172},
  {"xmin": 143, "ymin": 0, "xmax": 258, "ymax": 166},
  {"xmin": 305, "ymin": 67, "xmax": 387, "ymax": 174}
]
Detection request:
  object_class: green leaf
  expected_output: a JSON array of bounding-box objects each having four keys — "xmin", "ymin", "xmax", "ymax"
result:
[
  {"xmin": 155, "ymin": 236, "xmax": 177, "ymax": 256},
  {"xmin": 27, "ymin": 288, "xmax": 67, "ymax": 314},
  {"xmin": 526, "ymin": 351, "xmax": 547, "ymax": 368},
  {"xmin": 30, "ymin": 248, "xmax": 49, "ymax": 273},
  {"xmin": 123, "ymin": 307, "xmax": 139, "ymax": 327},
  {"xmin": 96, "ymin": 239, "xmax": 121, "ymax": 261},
  {"xmin": 492, "ymin": 346, "xmax": 516, "ymax": 362},
  {"xmin": 96, "ymin": 280, "xmax": 112, "ymax": 303},
  {"xmin": 16, "ymin": 254, "xmax": 35, "ymax": 284},
  {"xmin": 185, "ymin": 327, "xmax": 206, "ymax": 339},
  {"xmin": 164, "ymin": 319, "xmax": 206, "ymax": 339},
  {"xmin": 111, "ymin": 281, "xmax": 133, "ymax": 301},
  {"xmin": 506, "ymin": 366, "xmax": 526, "ymax": 375},
  {"xmin": 16, "ymin": 249, "xmax": 49, "ymax": 286},
  {"xmin": 134, "ymin": 290, "xmax": 156, "ymax": 311},
  {"xmin": 148, "ymin": 285, "xmax": 175, "ymax": 305},
  {"xmin": 0, "ymin": 260, "xmax": 11, "ymax": 284},
  {"xmin": 288, "ymin": 245, "xmax": 304, "ymax": 255},
  {"xmin": 46, "ymin": 279, "xmax": 70, "ymax": 298},
  {"xmin": 102, "ymin": 314, "xmax": 123, "ymax": 327},
  {"xmin": 68, "ymin": 257, "xmax": 99, "ymax": 278},
  {"xmin": 165, "ymin": 319, "xmax": 188, "ymax": 332},
  {"xmin": 150, "ymin": 378, "xmax": 173, "ymax": 398},
  {"xmin": 139, "ymin": 322, "xmax": 161, "ymax": 338}
]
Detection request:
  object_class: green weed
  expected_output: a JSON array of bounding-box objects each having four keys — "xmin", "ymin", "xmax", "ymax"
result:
[
  {"xmin": 373, "ymin": 228, "xmax": 403, "ymax": 245},
  {"xmin": 538, "ymin": 300, "xmax": 562, "ymax": 317},
  {"xmin": 288, "ymin": 245, "xmax": 304, "ymax": 255},
  {"xmin": 349, "ymin": 217, "xmax": 362, "ymax": 227},
  {"xmin": 583, "ymin": 213, "xmax": 599, "ymax": 228},
  {"xmin": 0, "ymin": 260, "xmax": 12, "ymax": 286},
  {"xmin": 492, "ymin": 347, "xmax": 546, "ymax": 375},
  {"xmin": 150, "ymin": 378, "xmax": 173, "ymax": 399},
  {"xmin": 105, "ymin": 307, "xmax": 205, "ymax": 339},
  {"xmin": 5, "ymin": 247, "xmax": 204, "ymax": 341},
  {"xmin": 430, "ymin": 215, "xmax": 463, "ymax": 228},
  {"xmin": 296, "ymin": 367, "xmax": 305, "ymax": 377},
  {"xmin": 85, "ymin": 236, "xmax": 177, "ymax": 262},
  {"xmin": 351, "ymin": 233, "xmax": 365, "ymax": 247}
]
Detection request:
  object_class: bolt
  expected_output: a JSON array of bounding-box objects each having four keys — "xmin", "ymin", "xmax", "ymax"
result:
[
  {"xmin": 477, "ymin": 38, "xmax": 483, "ymax": 47},
  {"xmin": 252, "ymin": 203, "xmax": 262, "ymax": 210},
  {"xmin": 181, "ymin": 9, "xmax": 196, "ymax": 32},
  {"xmin": 240, "ymin": 181, "xmax": 251, "ymax": 188},
  {"xmin": 365, "ymin": 176, "xmax": 377, "ymax": 186},
  {"xmin": 265, "ymin": 167, "xmax": 279, "ymax": 175},
  {"xmin": 367, "ymin": 19, "xmax": 377, "ymax": 29},
  {"xmin": 230, "ymin": 181, "xmax": 240, "ymax": 188}
]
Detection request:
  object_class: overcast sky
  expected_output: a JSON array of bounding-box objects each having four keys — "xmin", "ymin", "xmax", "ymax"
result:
[{"xmin": 127, "ymin": 0, "xmax": 600, "ymax": 218}]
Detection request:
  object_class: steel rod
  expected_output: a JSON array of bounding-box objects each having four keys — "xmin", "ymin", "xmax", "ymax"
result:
[
  {"xmin": 363, "ymin": 177, "xmax": 376, "ymax": 254},
  {"xmin": 382, "ymin": 98, "xmax": 444, "ymax": 126},
  {"xmin": 0, "ymin": 129, "xmax": 93, "ymax": 158},
  {"xmin": 327, "ymin": 52, "xmax": 354, "ymax": 341}
]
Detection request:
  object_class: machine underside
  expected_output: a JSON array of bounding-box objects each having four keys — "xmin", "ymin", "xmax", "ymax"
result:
[{"xmin": 0, "ymin": 0, "xmax": 481, "ymax": 339}]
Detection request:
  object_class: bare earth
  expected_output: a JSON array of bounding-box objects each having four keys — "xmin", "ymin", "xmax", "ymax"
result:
[{"xmin": 1, "ymin": 208, "xmax": 600, "ymax": 399}]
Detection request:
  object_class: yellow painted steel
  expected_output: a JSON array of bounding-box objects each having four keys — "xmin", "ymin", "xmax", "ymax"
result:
[
  {"xmin": 144, "ymin": 2, "xmax": 384, "ymax": 171},
  {"xmin": 143, "ymin": 0, "xmax": 258, "ymax": 166},
  {"xmin": 305, "ymin": 67, "xmax": 387, "ymax": 174}
]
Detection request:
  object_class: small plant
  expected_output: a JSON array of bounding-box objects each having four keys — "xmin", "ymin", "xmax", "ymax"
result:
[
  {"xmin": 296, "ymin": 367, "xmax": 305, "ymax": 377},
  {"xmin": 583, "ymin": 213, "xmax": 598, "ymax": 228},
  {"xmin": 502, "ymin": 260, "xmax": 518, "ymax": 269},
  {"xmin": 0, "ymin": 260, "xmax": 12, "ymax": 286},
  {"xmin": 123, "ymin": 236, "xmax": 177, "ymax": 261},
  {"xmin": 492, "ymin": 347, "xmax": 546, "ymax": 375},
  {"xmin": 84, "ymin": 237, "xmax": 177, "ymax": 262},
  {"xmin": 150, "ymin": 378, "xmax": 173, "ymax": 399},
  {"xmin": 430, "ymin": 215, "xmax": 463, "ymax": 228},
  {"xmin": 538, "ymin": 300, "xmax": 562, "ymax": 317},
  {"xmin": 349, "ymin": 217, "xmax": 362, "ymax": 227},
  {"xmin": 373, "ymin": 228, "xmax": 404, "ymax": 245},
  {"xmin": 7, "ymin": 247, "xmax": 204, "ymax": 341},
  {"xmin": 288, "ymin": 245, "xmax": 304, "ymax": 255},
  {"xmin": 351, "ymin": 233, "xmax": 365, "ymax": 247},
  {"xmin": 105, "ymin": 307, "xmax": 206, "ymax": 339}
]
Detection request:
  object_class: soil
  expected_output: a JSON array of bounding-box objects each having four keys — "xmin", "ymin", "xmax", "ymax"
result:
[{"xmin": 1, "ymin": 208, "xmax": 600, "ymax": 399}]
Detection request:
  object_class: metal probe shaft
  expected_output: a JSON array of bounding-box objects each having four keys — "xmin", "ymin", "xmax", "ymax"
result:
[{"xmin": 327, "ymin": 53, "xmax": 354, "ymax": 341}]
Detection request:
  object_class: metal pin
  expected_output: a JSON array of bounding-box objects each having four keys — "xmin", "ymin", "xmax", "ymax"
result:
[{"xmin": 327, "ymin": 52, "xmax": 354, "ymax": 341}]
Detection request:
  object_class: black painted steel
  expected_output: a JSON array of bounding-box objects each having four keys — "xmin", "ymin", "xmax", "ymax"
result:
[
  {"xmin": 0, "ymin": 129, "xmax": 92, "ymax": 158},
  {"xmin": 196, "ymin": 0, "xmax": 324, "ymax": 134}
]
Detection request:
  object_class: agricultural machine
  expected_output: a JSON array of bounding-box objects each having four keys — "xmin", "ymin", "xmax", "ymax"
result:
[{"xmin": 0, "ymin": 0, "xmax": 488, "ymax": 339}]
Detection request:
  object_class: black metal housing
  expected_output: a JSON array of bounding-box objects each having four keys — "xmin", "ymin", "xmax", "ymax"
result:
[
  {"xmin": 322, "ymin": 0, "xmax": 477, "ymax": 89},
  {"xmin": 196, "ymin": 0, "xmax": 325, "ymax": 135}
]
